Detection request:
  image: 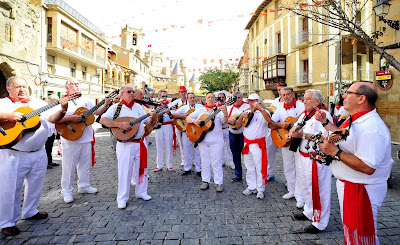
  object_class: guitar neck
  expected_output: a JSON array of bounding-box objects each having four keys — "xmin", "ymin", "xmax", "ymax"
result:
[
  {"xmin": 203, "ymin": 108, "xmax": 221, "ymax": 124},
  {"xmin": 84, "ymin": 99, "xmax": 105, "ymax": 117},
  {"xmin": 24, "ymin": 101, "xmax": 60, "ymax": 120},
  {"xmin": 129, "ymin": 113, "xmax": 150, "ymax": 126}
]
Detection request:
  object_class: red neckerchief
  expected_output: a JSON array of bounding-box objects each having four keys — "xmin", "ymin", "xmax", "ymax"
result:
[
  {"xmin": 216, "ymin": 102, "xmax": 224, "ymax": 107},
  {"xmin": 161, "ymin": 101, "xmax": 170, "ymax": 106},
  {"xmin": 122, "ymin": 99, "xmax": 135, "ymax": 109},
  {"xmin": 341, "ymin": 179, "xmax": 376, "ymax": 245},
  {"xmin": 299, "ymin": 151, "xmax": 322, "ymax": 222},
  {"xmin": 283, "ymin": 99, "xmax": 297, "ymax": 109},
  {"xmin": 336, "ymin": 105, "xmax": 342, "ymax": 110},
  {"xmin": 243, "ymin": 137, "xmax": 268, "ymax": 185},
  {"xmin": 8, "ymin": 96, "xmax": 29, "ymax": 103},
  {"xmin": 228, "ymin": 102, "xmax": 245, "ymax": 117},
  {"xmin": 137, "ymin": 102, "xmax": 150, "ymax": 108},
  {"xmin": 339, "ymin": 110, "xmax": 371, "ymax": 129},
  {"xmin": 205, "ymin": 104, "xmax": 217, "ymax": 109}
]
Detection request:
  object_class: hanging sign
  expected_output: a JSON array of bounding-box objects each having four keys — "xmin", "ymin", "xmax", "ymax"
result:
[{"xmin": 376, "ymin": 70, "xmax": 392, "ymax": 91}]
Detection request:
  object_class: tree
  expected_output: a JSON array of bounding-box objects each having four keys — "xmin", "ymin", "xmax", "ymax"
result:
[
  {"xmin": 284, "ymin": 0, "xmax": 400, "ymax": 72},
  {"xmin": 199, "ymin": 70, "xmax": 239, "ymax": 92}
]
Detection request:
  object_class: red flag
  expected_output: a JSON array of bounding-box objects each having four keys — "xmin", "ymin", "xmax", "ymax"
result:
[
  {"xmin": 203, "ymin": 59, "xmax": 207, "ymax": 64},
  {"xmin": 198, "ymin": 19, "xmax": 203, "ymax": 24}
]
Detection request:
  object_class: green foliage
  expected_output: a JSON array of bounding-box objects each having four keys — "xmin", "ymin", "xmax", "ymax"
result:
[{"xmin": 199, "ymin": 70, "xmax": 239, "ymax": 92}]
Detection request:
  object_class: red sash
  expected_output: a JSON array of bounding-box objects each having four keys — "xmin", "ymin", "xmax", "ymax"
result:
[
  {"xmin": 162, "ymin": 121, "xmax": 177, "ymax": 156},
  {"xmin": 131, "ymin": 137, "xmax": 148, "ymax": 184},
  {"xmin": 340, "ymin": 179, "xmax": 376, "ymax": 245},
  {"xmin": 91, "ymin": 131, "xmax": 96, "ymax": 167},
  {"xmin": 242, "ymin": 137, "xmax": 268, "ymax": 185},
  {"xmin": 300, "ymin": 151, "xmax": 322, "ymax": 222}
]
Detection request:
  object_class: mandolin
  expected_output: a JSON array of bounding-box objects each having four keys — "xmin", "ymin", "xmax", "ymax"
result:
[
  {"xmin": 0, "ymin": 93, "xmax": 81, "ymax": 147},
  {"xmin": 242, "ymin": 101, "xmax": 274, "ymax": 127},
  {"xmin": 56, "ymin": 90, "xmax": 119, "ymax": 141},
  {"xmin": 186, "ymin": 97, "xmax": 236, "ymax": 144},
  {"xmin": 173, "ymin": 108, "xmax": 196, "ymax": 132},
  {"xmin": 143, "ymin": 104, "xmax": 178, "ymax": 136}
]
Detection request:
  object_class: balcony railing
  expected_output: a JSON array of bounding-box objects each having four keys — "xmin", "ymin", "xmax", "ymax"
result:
[
  {"xmin": 60, "ymin": 36, "xmax": 77, "ymax": 52},
  {"xmin": 105, "ymin": 78, "xmax": 122, "ymax": 87},
  {"xmin": 81, "ymin": 48, "xmax": 93, "ymax": 60},
  {"xmin": 291, "ymin": 30, "xmax": 311, "ymax": 49},
  {"xmin": 96, "ymin": 55, "xmax": 105, "ymax": 65},
  {"xmin": 268, "ymin": 44, "xmax": 282, "ymax": 57},
  {"xmin": 292, "ymin": 72, "xmax": 309, "ymax": 84}
]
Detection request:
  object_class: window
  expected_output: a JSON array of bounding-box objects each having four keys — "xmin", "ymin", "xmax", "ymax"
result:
[
  {"xmin": 264, "ymin": 12, "xmax": 268, "ymax": 26},
  {"xmin": 132, "ymin": 33, "xmax": 137, "ymax": 45},
  {"xmin": 82, "ymin": 66, "xmax": 87, "ymax": 80},
  {"xmin": 81, "ymin": 34, "xmax": 93, "ymax": 59},
  {"xmin": 4, "ymin": 23, "xmax": 11, "ymax": 42},
  {"xmin": 60, "ymin": 22, "xmax": 78, "ymax": 52},
  {"xmin": 70, "ymin": 62, "xmax": 76, "ymax": 77},
  {"xmin": 47, "ymin": 17, "xmax": 52, "ymax": 43},
  {"xmin": 275, "ymin": 0, "xmax": 282, "ymax": 17},
  {"xmin": 256, "ymin": 20, "xmax": 259, "ymax": 35},
  {"xmin": 277, "ymin": 32, "xmax": 281, "ymax": 53},
  {"xmin": 47, "ymin": 55, "xmax": 55, "ymax": 73}
]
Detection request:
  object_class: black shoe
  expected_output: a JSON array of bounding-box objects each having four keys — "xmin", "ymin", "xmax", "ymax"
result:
[
  {"xmin": 47, "ymin": 165, "xmax": 53, "ymax": 169},
  {"xmin": 1, "ymin": 226, "xmax": 20, "ymax": 236},
  {"xmin": 23, "ymin": 212, "xmax": 48, "ymax": 220},
  {"xmin": 304, "ymin": 224, "xmax": 322, "ymax": 234},
  {"xmin": 294, "ymin": 213, "xmax": 309, "ymax": 221},
  {"xmin": 231, "ymin": 176, "xmax": 243, "ymax": 182},
  {"xmin": 148, "ymin": 142, "xmax": 152, "ymax": 145},
  {"xmin": 196, "ymin": 171, "xmax": 201, "ymax": 176},
  {"xmin": 181, "ymin": 170, "xmax": 192, "ymax": 176},
  {"xmin": 49, "ymin": 162, "xmax": 59, "ymax": 167}
]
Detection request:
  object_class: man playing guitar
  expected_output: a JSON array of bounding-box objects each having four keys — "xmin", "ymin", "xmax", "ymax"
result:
[
  {"xmin": 100, "ymin": 85, "xmax": 156, "ymax": 209},
  {"xmin": 186, "ymin": 92, "xmax": 228, "ymax": 192},
  {"xmin": 226, "ymin": 91, "xmax": 250, "ymax": 182},
  {"xmin": 57, "ymin": 78, "xmax": 111, "ymax": 203},
  {"xmin": 172, "ymin": 92, "xmax": 203, "ymax": 176},
  {"xmin": 0, "ymin": 76, "xmax": 68, "ymax": 236},
  {"xmin": 270, "ymin": 87, "xmax": 305, "ymax": 207}
]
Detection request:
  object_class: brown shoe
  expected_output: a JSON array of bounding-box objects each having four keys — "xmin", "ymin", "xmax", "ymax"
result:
[
  {"xmin": 2, "ymin": 226, "xmax": 20, "ymax": 236},
  {"xmin": 24, "ymin": 212, "xmax": 48, "ymax": 220}
]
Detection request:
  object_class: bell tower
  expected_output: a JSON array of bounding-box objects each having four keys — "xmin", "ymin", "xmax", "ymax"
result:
[{"xmin": 121, "ymin": 25, "xmax": 144, "ymax": 57}]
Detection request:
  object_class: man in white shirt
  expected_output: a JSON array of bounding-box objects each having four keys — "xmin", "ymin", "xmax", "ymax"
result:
[
  {"xmin": 226, "ymin": 91, "xmax": 250, "ymax": 182},
  {"xmin": 216, "ymin": 92, "xmax": 235, "ymax": 169},
  {"xmin": 57, "ymin": 78, "xmax": 110, "ymax": 203},
  {"xmin": 271, "ymin": 87, "xmax": 305, "ymax": 208},
  {"xmin": 0, "ymin": 76, "xmax": 68, "ymax": 236},
  {"xmin": 172, "ymin": 92, "xmax": 203, "ymax": 175},
  {"xmin": 100, "ymin": 85, "xmax": 156, "ymax": 209},
  {"xmin": 316, "ymin": 82, "xmax": 391, "ymax": 244}
]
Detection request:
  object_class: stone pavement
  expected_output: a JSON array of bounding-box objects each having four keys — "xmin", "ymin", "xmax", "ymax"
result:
[{"xmin": 1, "ymin": 126, "xmax": 400, "ymax": 245}]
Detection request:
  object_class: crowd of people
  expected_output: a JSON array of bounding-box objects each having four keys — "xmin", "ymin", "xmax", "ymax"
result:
[{"xmin": 0, "ymin": 76, "xmax": 393, "ymax": 244}]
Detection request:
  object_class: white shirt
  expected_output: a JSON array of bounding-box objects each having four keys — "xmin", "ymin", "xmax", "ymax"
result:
[
  {"xmin": 175, "ymin": 104, "xmax": 203, "ymax": 114},
  {"xmin": 270, "ymin": 97, "xmax": 282, "ymax": 108},
  {"xmin": 243, "ymin": 110, "xmax": 269, "ymax": 140},
  {"xmin": 271, "ymin": 100, "xmax": 305, "ymax": 123},
  {"xmin": 227, "ymin": 102, "xmax": 250, "ymax": 134},
  {"xmin": 189, "ymin": 106, "xmax": 225, "ymax": 144},
  {"xmin": 0, "ymin": 97, "xmax": 50, "ymax": 151},
  {"xmin": 331, "ymin": 109, "xmax": 391, "ymax": 185},
  {"xmin": 169, "ymin": 98, "xmax": 188, "ymax": 110},
  {"xmin": 60, "ymin": 96, "xmax": 95, "ymax": 144},
  {"xmin": 101, "ymin": 103, "xmax": 147, "ymax": 141}
]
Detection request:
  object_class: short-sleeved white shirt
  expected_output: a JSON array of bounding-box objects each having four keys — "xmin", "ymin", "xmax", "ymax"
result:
[
  {"xmin": 169, "ymin": 98, "xmax": 188, "ymax": 111},
  {"xmin": 243, "ymin": 110, "xmax": 269, "ymax": 140},
  {"xmin": 271, "ymin": 100, "xmax": 305, "ymax": 123},
  {"xmin": 227, "ymin": 102, "xmax": 250, "ymax": 134},
  {"xmin": 101, "ymin": 102, "xmax": 146, "ymax": 141},
  {"xmin": 0, "ymin": 97, "xmax": 50, "ymax": 151},
  {"xmin": 331, "ymin": 109, "xmax": 391, "ymax": 185},
  {"xmin": 189, "ymin": 106, "xmax": 224, "ymax": 144},
  {"xmin": 175, "ymin": 104, "xmax": 203, "ymax": 114},
  {"xmin": 270, "ymin": 97, "xmax": 282, "ymax": 108}
]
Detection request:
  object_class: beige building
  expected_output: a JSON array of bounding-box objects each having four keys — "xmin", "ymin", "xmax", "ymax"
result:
[
  {"xmin": 0, "ymin": 0, "xmax": 43, "ymax": 98},
  {"xmin": 43, "ymin": 0, "xmax": 107, "ymax": 100},
  {"xmin": 372, "ymin": 0, "xmax": 400, "ymax": 143},
  {"xmin": 240, "ymin": 0, "xmax": 374, "ymax": 108}
]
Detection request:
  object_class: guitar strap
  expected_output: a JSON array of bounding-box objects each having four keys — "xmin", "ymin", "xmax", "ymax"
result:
[
  {"xmin": 113, "ymin": 102, "xmax": 123, "ymax": 120},
  {"xmin": 289, "ymin": 108, "xmax": 319, "ymax": 152}
]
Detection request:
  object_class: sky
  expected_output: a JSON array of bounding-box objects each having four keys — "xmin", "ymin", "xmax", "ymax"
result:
[{"xmin": 63, "ymin": 0, "xmax": 261, "ymax": 63}]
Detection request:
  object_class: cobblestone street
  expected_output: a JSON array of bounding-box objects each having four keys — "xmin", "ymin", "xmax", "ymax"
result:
[{"xmin": 1, "ymin": 126, "xmax": 400, "ymax": 245}]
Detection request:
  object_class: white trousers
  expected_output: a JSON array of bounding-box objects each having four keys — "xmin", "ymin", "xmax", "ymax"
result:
[
  {"xmin": 116, "ymin": 142, "xmax": 149, "ymax": 205},
  {"xmin": 221, "ymin": 128, "xmax": 234, "ymax": 166},
  {"xmin": 336, "ymin": 180, "xmax": 387, "ymax": 245},
  {"xmin": 244, "ymin": 144, "xmax": 265, "ymax": 192},
  {"xmin": 155, "ymin": 124, "xmax": 173, "ymax": 169},
  {"xmin": 175, "ymin": 126, "xmax": 185, "ymax": 165},
  {"xmin": 281, "ymin": 147, "xmax": 303, "ymax": 202},
  {"xmin": 0, "ymin": 148, "xmax": 47, "ymax": 228},
  {"xmin": 198, "ymin": 140, "xmax": 224, "ymax": 185},
  {"xmin": 61, "ymin": 142, "xmax": 92, "ymax": 195},
  {"xmin": 182, "ymin": 132, "xmax": 201, "ymax": 172},
  {"xmin": 266, "ymin": 130, "xmax": 280, "ymax": 176},
  {"xmin": 298, "ymin": 155, "xmax": 331, "ymax": 230}
]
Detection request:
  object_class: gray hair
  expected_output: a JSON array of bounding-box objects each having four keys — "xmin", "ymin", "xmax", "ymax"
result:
[
  {"xmin": 158, "ymin": 89, "xmax": 167, "ymax": 96},
  {"xmin": 281, "ymin": 87, "xmax": 294, "ymax": 93},
  {"xmin": 6, "ymin": 76, "xmax": 27, "ymax": 87},
  {"xmin": 234, "ymin": 91, "xmax": 243, "ymax": 97},
  {"xmin": 305, "ymin": 89, "xmax": 323, "ymax": 105},
  {"xmin": 218, "ymin": 92, "xmax": 226, "ymax": 98},
  {"xmin": 120, "ymin": 84, "xmax": 133, "ymax": 94}
]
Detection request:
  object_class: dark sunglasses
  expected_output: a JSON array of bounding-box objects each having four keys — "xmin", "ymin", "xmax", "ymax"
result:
[
  {"xmin": 161, "ymin": 95, "xmax": 167, "ymax": 98},
  {"xmin": 125, "ymin": 90, "xmax": 135, "ymax": 94}
]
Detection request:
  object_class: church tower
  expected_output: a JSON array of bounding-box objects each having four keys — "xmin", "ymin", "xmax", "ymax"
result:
[{"xmin": 121, "ymin": 25, "xmax": 144, "ymax": 58}]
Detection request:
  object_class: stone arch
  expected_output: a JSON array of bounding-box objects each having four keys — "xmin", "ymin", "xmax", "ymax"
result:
[{"xmin": 0, "ymin": 62, "xmax": 15, "ymax": 98}]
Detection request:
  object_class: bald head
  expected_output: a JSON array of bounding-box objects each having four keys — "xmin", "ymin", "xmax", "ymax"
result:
[
  {"xmin": 353, "ymin": 82, "xmax": 378, "ymax": 107},
  {"xmin": 134, "ymin": 89, "xmax": 144, "ymax": 100}
]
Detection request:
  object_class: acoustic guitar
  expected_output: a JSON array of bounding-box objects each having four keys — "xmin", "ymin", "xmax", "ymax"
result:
[
  {"xmin": 143, "ymin": 107, "xmax": 170, "ymax": 137},
  {"xmin": 112, "ymin": 106, "xmax": 168, "ymax": 142},
  {"xmin": 186, "ymin": 98, "xmax": 236, "ymax": 144},
  {"xmin": 0, "ymin": 93, "xmax": 81, "ymax": 148},
  {"xmin": 242, "ymin": 101, "xmax": 274, "ymax": 127},
  {"xmin": 271, "ymin": 114, "xmax": 302, "ymax": 147},
  {"xmin": 174, "ymin": 108, "xmax": 196, "ymax": 132},
  {"xmin": 56, "ymin": 90, "xmax": 119, "ymax": 141}
]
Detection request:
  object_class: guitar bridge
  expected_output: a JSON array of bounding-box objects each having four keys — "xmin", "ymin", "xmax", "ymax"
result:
[{"xmin": 64, "ymin": 122, "xmax": 76, "ymax": 133}]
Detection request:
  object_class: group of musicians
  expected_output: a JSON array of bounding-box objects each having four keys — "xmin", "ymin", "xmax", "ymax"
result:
[{"xmin": 0, "ymin": 76, "xmax": 392, "ymax": 245}]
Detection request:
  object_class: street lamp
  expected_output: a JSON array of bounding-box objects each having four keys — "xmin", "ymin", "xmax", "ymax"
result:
[{"xmin": 373, "ymin": 0, "xmax": 399, "ymax": 30}]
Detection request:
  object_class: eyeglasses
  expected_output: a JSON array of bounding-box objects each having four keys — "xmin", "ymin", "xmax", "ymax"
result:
[
  {"xmin": 218, "ymin": 97, "xmax": 225, "ymax": 99},
  {"xmin": 125, "ymin": 90, "xmax": 135, "ymax": 94},
  {"xmin": 161, "ymin": 95, "xmax": 167, "ymax": 98},
  {"xmin": 345, "ymin": 90, "xmax": 364, "ymax": 96}
]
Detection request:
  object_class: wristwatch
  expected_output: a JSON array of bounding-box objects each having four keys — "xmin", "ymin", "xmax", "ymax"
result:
[
  {"xmin": 334, "ymin": 147, "xmax": 343, "ymax": 161},
  {"xmin": 322, "ymin": 119, "xmax": 329, "ymax": 127}
]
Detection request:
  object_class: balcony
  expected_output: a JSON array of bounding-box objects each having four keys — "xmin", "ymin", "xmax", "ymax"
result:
[
  {"xmin": 292, "ymin": 72, "xmax": 309, "ymax": 84},
  {"xmin": 291, "ymin": 30, "xmax": 312, "ymax": 49},
  {"xmin": 268, "ymin": 44, "xmax": 282, "ymax": 57},
  {"xmin": 60, "ymin": 36, "xmax": 77, "ymax": 52},
  {"xmin": 81, "ymin": 48, "xmax": 93, "ymax": 60},
  {"xmin": 105, "ymin": 78, "xmax": 122, "ymax": 87},
  {"xmin": 96, "ymin": 55, "xmax": 105, "ymax": 65}
]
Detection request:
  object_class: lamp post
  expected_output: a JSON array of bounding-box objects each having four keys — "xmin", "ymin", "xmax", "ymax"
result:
[{"xmin": 373, "ymin": 0, "xmax": 399, "ymax": 30}]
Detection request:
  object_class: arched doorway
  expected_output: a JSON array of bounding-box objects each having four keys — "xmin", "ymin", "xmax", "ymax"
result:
[
  {"xmin": 0, "ymin": 62, "xmax": 15, "ymax": 98},
  {"xmin": 0, "ymin": 70, "xmax": 6, "ymax": 98}
]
